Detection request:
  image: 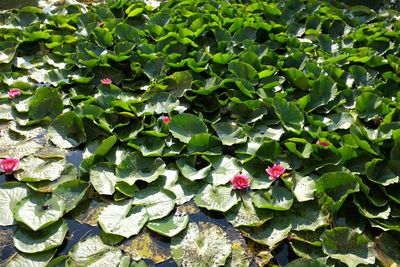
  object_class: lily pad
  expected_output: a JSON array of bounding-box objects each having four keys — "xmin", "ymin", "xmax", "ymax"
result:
[
  {"xmin": 224, "ymin": 193, "xmax": 273, "ymax": 227},
  {"xmin": 98, "ymin": 199, "xmax": 148, "ymax": 238},
  {"xmin": 5, "ymin": 249, "xmax": 56, "ymax": 267},
  {"xmin": 171, "ymin": 222, "xmax": 232, "ymax": 267},
  {"xmin": 147, "ymin": 212, "xmax": 189, "ymax": 237},
  {"xmin": 0, "ymin": 182, "xmax": 31, "ymax": 226},
  {"xmin": 321, "ymin": 227, "xmax": 375, "ymax": 267},
  {"xmin": 65, "ymin": 236, "xmax": 122, "ymax": 267},
  {"xmin": 15, "ymin": 157, "xmax": 66, "ymax": 182},
  {"xmin": 169, "ymin": 114, "xmax": 208, "ymax": 143},
  {"xmin": 132, "ymin": 187, "xmax": 176, "ymax": 220},
  {"xmin": 90, "ymin": 163, "xmax": 119, "ymax": 195},
  {"xmin": 13, "ymin": 193, "xmax": 66, "ymax": 231},
  {"xmin": 116, "ymin": 152, "xmax": 165, "ymax": 185},
  {"xmin": 251, "ymin": 186, "xmax": 294, "ymax": 211},
  {"xmin": 13, "ymin": 219, "xmax": 68, "ymax": 253},
  {"xmin": 194, "ymin": 184, "xmax": 238, "ymax": 212},
  {"xmin": 176, "ymin": 157, "xmax": 211, "ymax": 181},
  {"xmin": 48, "ymin": 112, "xmax": 86, "ymax": 149}
]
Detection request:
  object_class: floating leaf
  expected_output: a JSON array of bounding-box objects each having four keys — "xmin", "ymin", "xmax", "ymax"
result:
[
  {"xmin": 48, "ymin": 112, "xmax": 86, "ymax": 149},
  {"xmin": 15, "ymin": 157, "xmax": 66, "ymax": 182},
  {"xmin": 0, "ymin": 182, "xmax": 30, "ymax": 226},
  {"xmin": 147, "ymin": 212, "xmax": 189, "ymax": 237},
  {"xmin": 13, "ymin": 220, "xmax": 68, "ymax": 253},
  {"xmin": 5, "ymin": 249, "xmax": 56, "ymax": 267},
  {"xmin": 90, "ymin": 163, "xmax": 119, "ymax": 195},
  {"xmin": 132, "ymin": 188, "xmax": 176, "ymax": 220},
  {"xmin": 171, "ymin": 222, "xmax": 231, "ymax": 267},
  {"xmin": 98, "ymin": 199, "xmax": 148, "ymax": 238},
  {"xmin": 194, "ymin": 184, "xmax": 238, "ymax": 212},
  {"xmin": 116, "ymin": 152, "xmax": 165, "ymax": 185},
  {"xmin": 224, "ymin": 193, "xmax": 273, "ymax": 227},
  {"xmin": 212, "ymin": 121, "xmax": 247, "ymax": 146},
  {"xmin": 13, "ymin": 193, "xmax": 65, "ymax": 231},
  {"xmin": 176, "ymin": 157, "xmax": 211, "ymax": 181},
  {"xmin": 251, "ymin": 186, "xmax": 294, "ymax": 211},
  {"xmin": 321, "ymin": 227, "xmax": 375, "ymax": 267},
  {"xmin": 28, "ymin": 87, "xmax": 63, "ymax": 120},
  {"xmin": 66, "ymin": 236, "xmax": 122, "ymax": 267},
  {"xmin": 169, "ymin": 114, "xmax": 208, "ymax": 143}
]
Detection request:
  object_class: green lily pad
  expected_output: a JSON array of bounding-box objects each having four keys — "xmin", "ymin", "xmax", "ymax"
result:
[
  {"xmin": 224, "ymin": 192, "xmax": 273, "ymax": 227},
  {"xmin": 321, "ymin": 227, "xmax": 375, "ymax": 267},
  {"xmin": 28, "ymin": 87, "xmax": 63, "ymax": 120},
  {"xmin": 240, "ymin": 217, "xmax": 292, "ymax": 249},
  {"xmin": 116, "ymin": 152, "xmax": 165, "ymax": 185},
  {"xmin": 98, "ymin": 199, "xmax": 148, "ymax": 238},
  {"xmin": 316, "ymin": 172, "xmax": 360, "ymax": 213},
  {"xmin": 171, "ymin": 222, "xmax": 231, "ymax": 267},
  {"xmin": 176, "ymin": 157, "xmax": 211, "ymax": 181},
  {"xmin": 207, "ymin": 156, "xmax": 242, "ymax": 185},
  {"xmin": 212, "ymin": 121, "xmax": 247, "ymax": 146},
  {"xmin": 146, "ymin": 212, "xmax": 189, "ymax": 237},
  {"xmin": 273, "ymin": 97, "xmax": 304, "ymax": 133},
  {"xmin": 251, "ymin": 186, "xmax": 294, "ymax": 211},
  {"xmin": 15, "ymin": 157, "xmax": 66, "ymax": 182},
  {"xmin": 5, "ymin": 249, "xmax": 56, "ymax": 267},
  {"xmin": 65, "ymin": 236, "xmax": 122, "ymax": 267},
  {"xmin": 0, "ymin": 182, "xmax": 31, "ymax": 226},
  {"xmin": 90, "ymin": 163, "xmax": 119, "ymax": 195},
  {"xmin": 169, "ymin": 113, "xmax": 208, "ymax": 143},
  {"xmin": 13, "ymin": 193, "xmax": 65, "ymax": 231},
  {"xmin": 132, "ymin": 187, "xmax": 176, "ymax": 220},
  {"xmin": 194, "ymin": 184, "xmax": 238, "ymax": 212},
  {"xmin": 52, "ymin": 180, "xmax": 89, "ymax": 213},
  {"xmin": 48, "ymin": 112, "xmax": 86, "ymax": 149},
  {"xmin": 13, "ymin": 219, "xmax": 68, "ymax": 253}
]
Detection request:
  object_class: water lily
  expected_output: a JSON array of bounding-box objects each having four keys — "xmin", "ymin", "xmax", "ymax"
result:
[
  {"xmin": 8, "ymin": 88, "xmax": 22, "ymax": 99},
  {"xmin": 230, "ymin": 174, "xmax": 250, "ymax": 189},
  {"xmin": 100, "ymin": 78, "xmax": 112, "ymax": 85},
  {"xmin": 0, "ymin": 157, "xmax": 20, "ymax": 174},
  {"xmin": 266, "ymin": 164, "xmax": 285, "ymax": 180},
  {"xmin": 161, "ymin": 115, "xmax": 170, "ymax": 123},
  {"xmin": 316, "ymin": 140, "xmax": 329, "ymax": 147}
]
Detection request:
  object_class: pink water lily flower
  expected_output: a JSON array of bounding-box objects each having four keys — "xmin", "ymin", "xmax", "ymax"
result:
[
  {"xmin": 266, "ymin": 164, "xmax": 285, "ymax": 180},
  {"xmin": 0, "ymin": 157, "xmax": 20, "ymax": 174},
  {"xmin": 100, "ymin": 78, "xmax": 112, "ymax": 85},
  {"xmin": 8, "ymin": 88, "xmax": 22, "ymax": 99},
  {"xmin": 231, "ymin": 174, "xmax": 250, "ymax": 189},
  {"xmin": 316, "ymin": 140, "xmax": 329, "ymax": 147},
  {"xmin": 161, "ymin": 116, "xmax": 170, "ymax": 124}
]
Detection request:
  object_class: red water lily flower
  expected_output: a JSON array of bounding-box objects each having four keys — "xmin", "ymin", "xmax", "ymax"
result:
[
  {"xmin": 266, "ymin": 164, "xmax": 285, "ymax": 180},
  {"xmin": 230, "ymin": 174, "xmax": 250, "ymax": 189},
  {"xmin": 316, "ymin": 140, "xmax": 329, "ymax": 147},
  {"xmin": 161, "ymin": 116, "xmax": 170, "ymax": 124},
  {"xmin": 100, "ymin": 78, "xmax": 112, "ymax": 85},
  {"xmin": 0, "ymin": 157, "xmax": 20, "ymax": 174},
  {"xmin": 8, "ymin": 88, "xmax": 22, "ymax": 99}
]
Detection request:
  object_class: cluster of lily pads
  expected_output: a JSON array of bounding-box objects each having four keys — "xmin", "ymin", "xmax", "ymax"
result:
[{"xmin": 1, "ymin": 0, "xmax": 400, "ymax": 266}]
